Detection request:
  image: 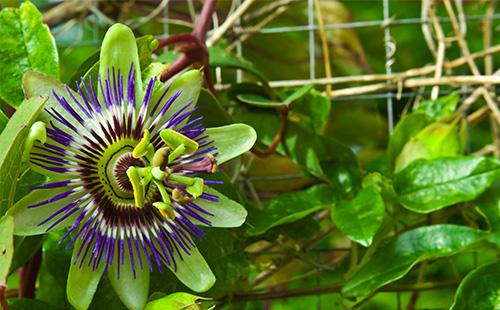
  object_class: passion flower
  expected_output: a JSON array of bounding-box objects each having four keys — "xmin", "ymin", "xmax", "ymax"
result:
[{"xmin": 9, "ymin": 24, "xmax": 256, "ymax": 310}]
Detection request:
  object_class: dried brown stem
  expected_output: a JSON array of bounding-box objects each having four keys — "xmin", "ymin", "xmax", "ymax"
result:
[
  {"xmin": 314, "ymin": 0, "xmax": 333, "ymax": 96},
  {"xmin": 229, "ymin": 280, "xmax": 460, "ymax": 302},
  {"xmin": 207, "ymin": 0, "xmax": 257, "ymax": 47},
  {"xmin": 429, "ymin": 3, "xmax": 446, "ymax": 100},
  {"xmin": 406, "ymin": 262, "xmax": 428, "ymax": 310}
]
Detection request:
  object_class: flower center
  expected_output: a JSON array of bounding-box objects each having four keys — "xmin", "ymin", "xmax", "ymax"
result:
[{"xmin": 113, "ymin": 153, "xmax": 145, "ymax": 192}]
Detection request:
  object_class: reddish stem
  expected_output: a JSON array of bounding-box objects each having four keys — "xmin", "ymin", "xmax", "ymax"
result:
[
  {"xmin": 156, "ymin": 33, "xmax": 200, "ymax": 50},
  {"xmin": 18, "ymin": 249, "xmax": 42, "ymax": 298},
  {"xmin": 160, "ymin": 53, "xmax": 191, "ymax": 82},
  {"xmin": 193, "ymin": 0, "xmax": 217, "ymax": 42},
  {"xmin": 0, "ymin": 285, "xmax": 10, "ymax": 310},
  {"xmin": 156, "ymin": 0, "xmax": 218, "ymax": 96},
  {"xmin": 252, "ymin": 109, "xmax": 288, "ymax": 157}
]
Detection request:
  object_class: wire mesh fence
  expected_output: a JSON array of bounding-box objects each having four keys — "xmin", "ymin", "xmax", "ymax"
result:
[{"xmin": 39, "ymin": 0, "xmax": 500, "ymax": 308}]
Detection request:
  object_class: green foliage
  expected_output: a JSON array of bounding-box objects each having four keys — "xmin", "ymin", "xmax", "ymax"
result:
[
  {"xmin": 145, "ymin": 292, "xmax": 204, "ymax": 310},
  {"xmin": 247, "ymin": 184, "xmax": 339, "ymax": 236},
  {"xmin": 395, "ymin": 156, "xmax": 500, "ymax": 213},
  {"xmin": 0, "ymin": 97, "xmax": 46, "ymax": 215},
  {"xmin": 332, "ymin": 185, "xmax": 385, "ymax": 247},
  {"xmin": 342, "ymin": 225, "xmax": 492, "ymax": 298},
  {"xmin": 450, "ymin": 260, "xmax": 500, "ymax": 310},
  {"xmin": 0, "ymin": 1, "xmax": 58, "ymax": 107},
  {"xmin": 0, "ymin": 216, "xmax": 14, "ymax": 286},
  {"xmin": 414, "ymin": 92, "xmax": 460, "ymax": 120},
  {"xmin": 0, "ymin": 2, "xmax": 498, "ymax": 310},
  {"xmin": 237, "ymin": 111, "xmax": 361, "ymax": 195}
]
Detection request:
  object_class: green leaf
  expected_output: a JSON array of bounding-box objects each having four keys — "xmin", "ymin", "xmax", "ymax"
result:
[
  {"xmin": 288, "ymin": 89, "xmax": 330, "ymax": 134},
  {"xmin": 8, "ymin": 187, "xmax": 84, "ymax": 236},
  {"xmin": 0, "ymin": 96, "xmax": 47, "ymax": 215},
  {"xmin": 395, "ymin": 156, "xmax": 500, "ymax": 213},
  {"xmin": 192, "ymin": 89, "xmax": 231, "ymax": 127},
  {"xmin": 237, "ymin": 93, "xmax": 287, "ymax": 109},
  {"xmin": 387, "ymin": 112, "xmax": 432, "ymax": 171},
  {"xmin": 99, "ymin": 23, "xmax": 142, "ymax": 100},
  {"xmin": 136, "ymin": 35, "xmax": 158, "ymax": 72},
  {"xmin": 194, "ymin": 187, "xmax": 247, "ymax": 228},
  {"xmin": 395, "ymin": 120, "xmax": 465, "ymax": 172},
  {"xmin": 9, "ymin": 235, "xmax": 44, "ymax": 273},
  {"xmin": 0, "ymin": 110, "xmax": 7, "ymax": 133},
  {"xmin": 0, "ymin": 1, "xmax": 59, "ymax": 107},
  {"xmin": 7, "ymin": 298, "xmax": 53, "ymax": 310},
  {"xmin": 108, "ymin": 249, "xmax": 150, "ymax": 310},
  {"xmin": 169, "ymin": 245, "xmax": 215, "ymax": 293},
  {"xmin": 284, "ymin": 83, "xmax": 315, "ymax": 105},
  {"xmin": 36, "ymin": 232, "xmax": 73, "ymax": 309},
  {"xmin": 246, "ymin": 184, "xmax": 339, "ymax": 236},
  {"xmin": 342, "ymin": 225, "xmax": 489, "ymax": 298},
  {"xmin": 475, "ymin": 184, "xmax": 500, "ymax": 231},
  {"xmin": 414, "ymin": 92, "xmax": 460, "ymax": 120},
  {"xmin": 450, "ymin": 260, "xmax": 500, "ymax": 310},
  {"xmin": 209, "ymin": 44, "xmax": 269, "ymax": 90},
  {"xmin": 237, "ymin": 111, "xmax": 361, "ymax": 195},
  {"xmin": 332, "ymin": 186, "xmax": 385, "ymax": 247},
  {"xmin": 0, "ymin": 216, "xmax": 14, "ymax": 286},
  {"xmin": 205, "ymin": 124, "xmax": 257, "ymax": 164},
  {"xmin": 67, "ymin": 238, "xmax": 105, "ymax": 310},
  {"xmin": 145, "ymin": 292, "xmax": 204, "ymax": 310}
]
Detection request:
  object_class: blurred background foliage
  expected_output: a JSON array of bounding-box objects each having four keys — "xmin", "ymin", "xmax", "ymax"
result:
[{"xmin": 0, "ymin": 0, "xmax": 499, "ymax": 309}]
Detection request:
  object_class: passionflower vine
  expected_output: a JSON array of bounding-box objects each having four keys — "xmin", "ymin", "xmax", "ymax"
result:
[{"xmin": 9, "ymin": 24, "xmax": 256, "ymax": 310}]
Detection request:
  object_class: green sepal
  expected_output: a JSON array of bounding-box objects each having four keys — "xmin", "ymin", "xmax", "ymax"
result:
[
  {"xmin": 108, "ymin": 245, "xmax": 150, "ymax": 310},
  {"xmin": 67, "ymin": 238, "xmax": 105, "ymax": 310},
  {"xmin": 194, "ymin": 187, "xmax": 247, "ymax": 228},
  {"xmin": 8, "ymin": 187, "xmax": 83, "ymax": 236},
  {"xmin": 149, "ymin": 70, "xmax": 203, "ymax": 124},
  {"xmin": 99, "ymin": 23, "xmax": 142, "ymax": 102},
  {"xmin": 169, "ymin": 245, "xmax": 215, "ymax": 293},
  {"xmin": 204, "ymin": 124, "xmax": 257, "ymax": 164},
  {"xmin": 22, "ymin": 121, "xmax": 46, "ymax": 163}
]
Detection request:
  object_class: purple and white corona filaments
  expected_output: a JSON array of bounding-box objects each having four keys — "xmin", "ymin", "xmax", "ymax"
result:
[{"xmin": 29, "ymin": 66, "xmax": 223, "ymax": 278}]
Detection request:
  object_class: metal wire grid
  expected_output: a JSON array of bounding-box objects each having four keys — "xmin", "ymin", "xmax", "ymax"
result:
[{"xmin": 51, "ymin": 1, "xmax": 498, "ymax": 308}]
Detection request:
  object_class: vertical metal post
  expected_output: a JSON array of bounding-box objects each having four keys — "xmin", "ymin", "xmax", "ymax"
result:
[
  {"xmin": 308, "ymin": 0, "xmax": 316, "ymax": 79},
  {"xmin": 236, "ymin": 0, "xmax": 243, "ymax": 83},
  {"xmin": 383, "ymin": 0, "xmax": 394, "ymax": 134}
]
